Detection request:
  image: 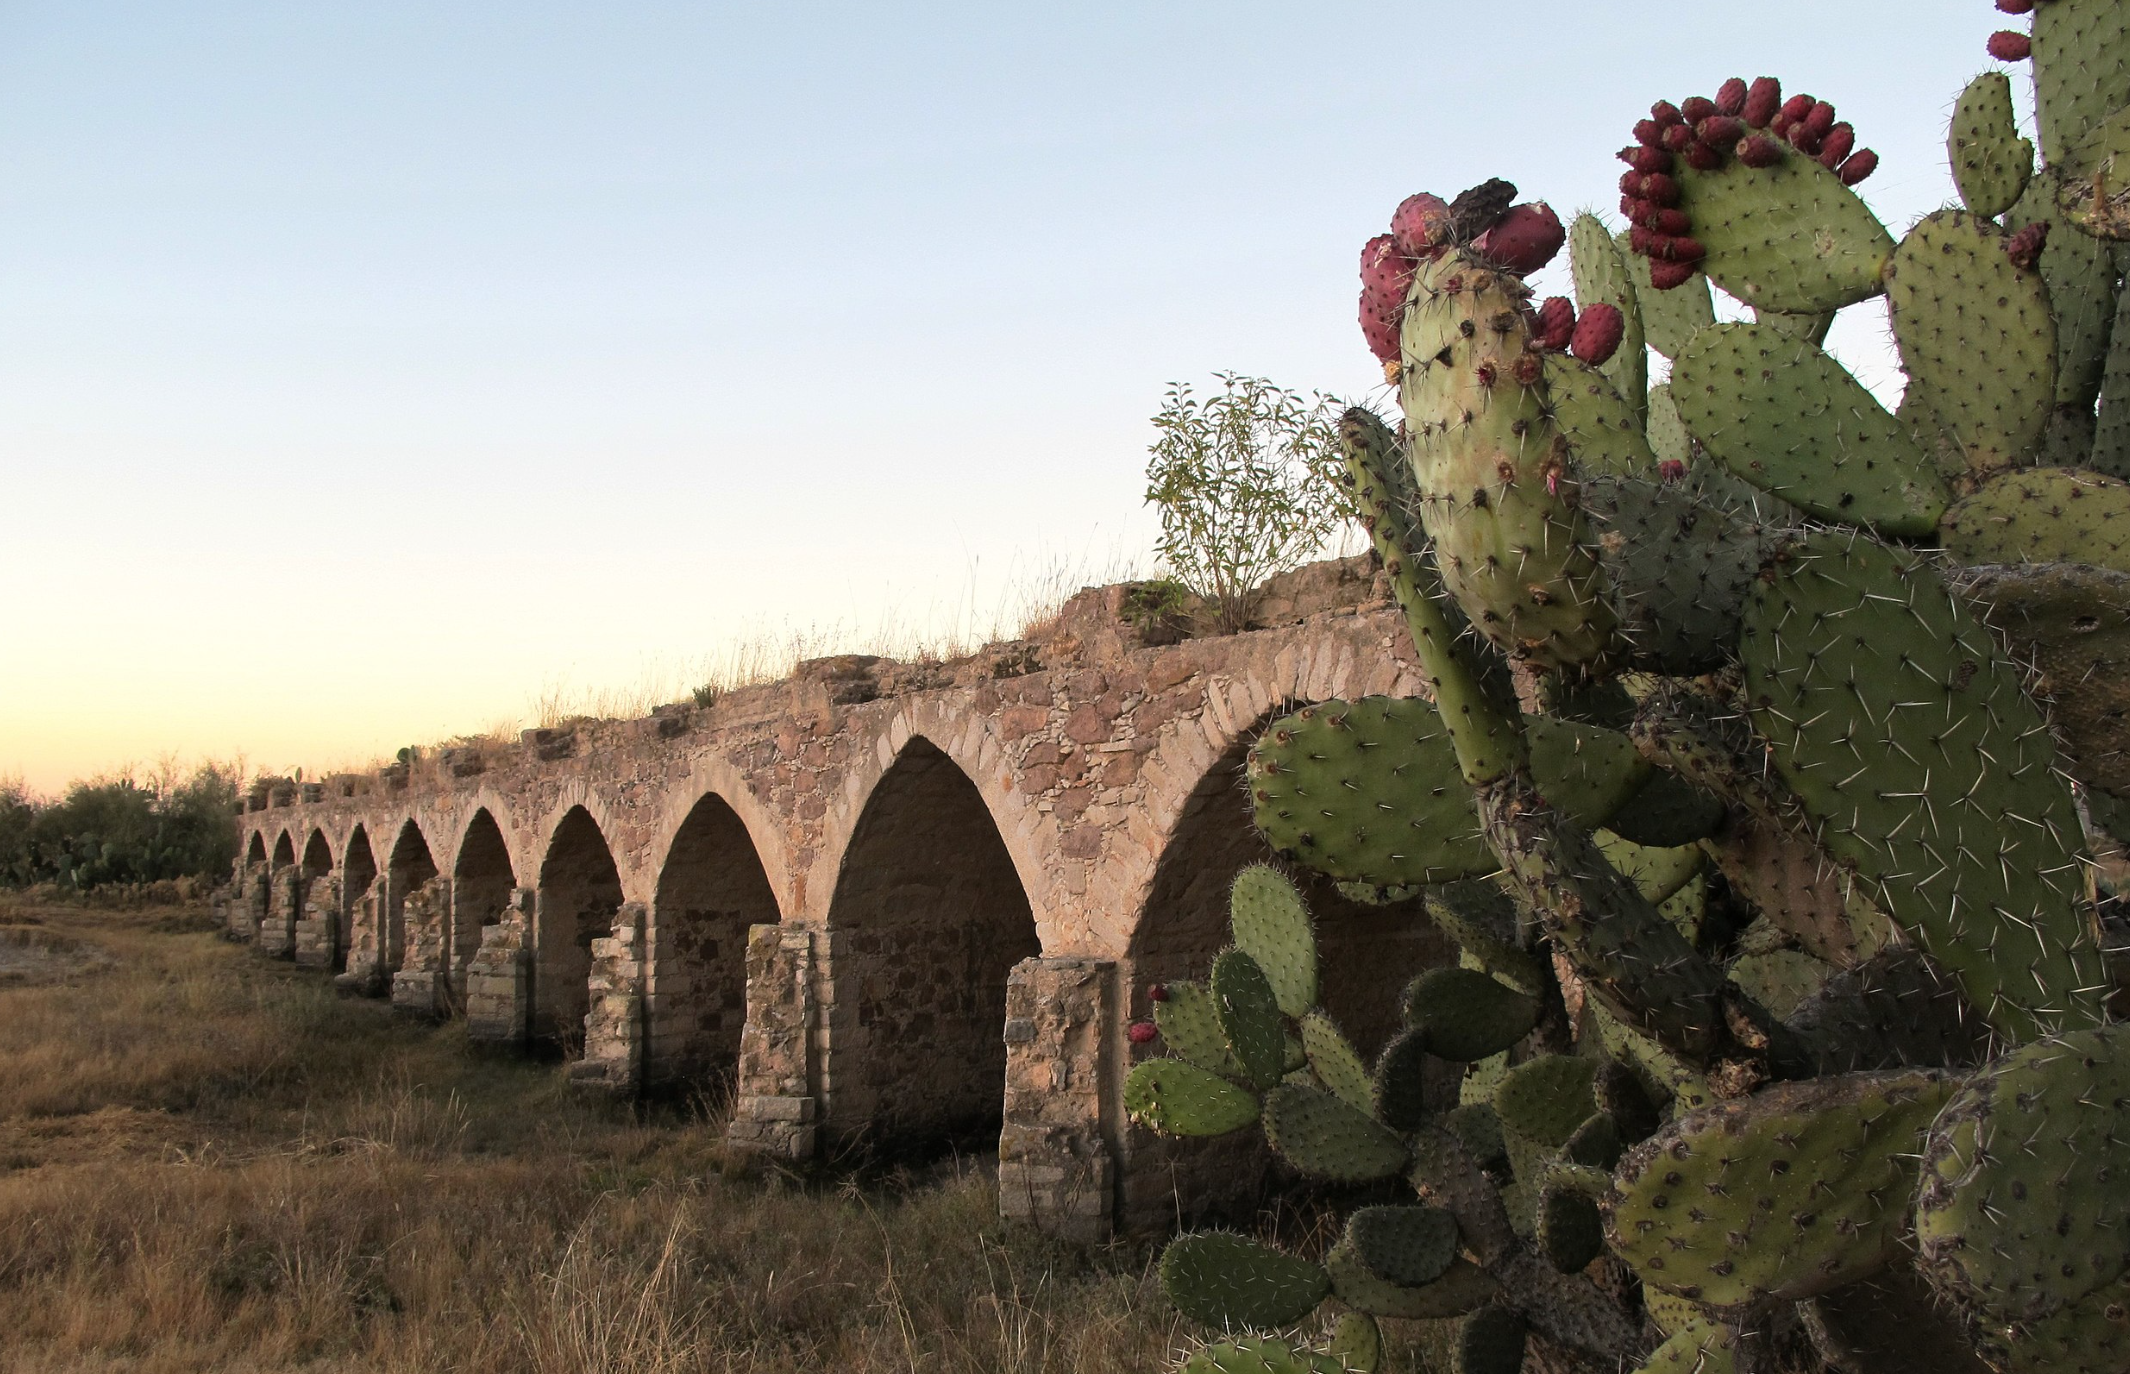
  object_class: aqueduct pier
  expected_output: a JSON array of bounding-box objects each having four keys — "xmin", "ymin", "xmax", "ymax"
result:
[{"xmin": 224, "ymin": 561, "xmax": 1453, "ymax": 1239}]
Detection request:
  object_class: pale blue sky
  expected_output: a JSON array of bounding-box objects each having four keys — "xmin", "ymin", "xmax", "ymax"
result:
[{"xmin": 0, "ymin": 2, "xmax": 2003, "ymax": 789}]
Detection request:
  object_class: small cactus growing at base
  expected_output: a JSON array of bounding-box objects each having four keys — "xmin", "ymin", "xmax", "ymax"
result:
[{"xmin": 1127, "ymin": 4, "xmax": 2130, "ymax": 1371}]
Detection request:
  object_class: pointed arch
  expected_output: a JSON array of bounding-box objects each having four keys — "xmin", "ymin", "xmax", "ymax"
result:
[
  {"xmin": 453, "ymin": 808, "xmax": 518, "ymax": 992},
  {"xmin": 271, "ymin": 831, "xmax": 295, "ymax": 868},
  {"xmin": 342, "ymin": 824, "xmax": 378, "ymax": 903},
  {"xmin": 1119, "ymin": 710, "xmax": 1452, "ymax": 1228},
  {"xmin": 246, "ymin": 832, "xmax": 268, "ymax": 865},
  {"xmin": 535, "ymin": 805, "xmax": 623, "ymax": 1048},
  {"xmin": 384, "ymin": 819, "xmax": 439, "ymax": 974},
  {"xmin": 820, "ymin": 734, "xmax": 1040, "ymax": 1151},
  {"xmin": 648, "ymin": 790, "xmax": 781, "ymax": 1092},
  {"xmin": 301, "ymin": 828, "xmax": 333, "ymax": 876}
]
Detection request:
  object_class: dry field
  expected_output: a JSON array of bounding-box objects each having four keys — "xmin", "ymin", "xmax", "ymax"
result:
[{"xmin": 0, "ymin": 896, "xmax": 1189, "ymax": 1374}]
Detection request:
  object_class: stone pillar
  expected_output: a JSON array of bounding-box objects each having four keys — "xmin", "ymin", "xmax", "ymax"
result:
[
  {"xmin": 725, "ymin": 924, "xmax": 820, "ymax": 1160},
  {"xmin": 260, "ymin": 868, "xmax": 303, "ymax": 959},
  {"xmin": 294, "ymin": 874, "xmax": 341, "ymax": 969},
  {"xmin": 466, "ymin": 888, "xmax": 534, "ymax": 1043},
  {"xmin": 338, "ymin": 888, "xmax": 388, "ymax": 995},
  {"xmin": 229, "ymin": 867, "xmax": 267, "ymax": 942},
  {"xmin": 998, "ymin": 957, "xmax": 1119, "ymax": 1243},
  {"xmin": 390, "ymin": 877, "xmax": 452, "ymax": 1017},
  {"xmin": 573, "ymin": 902, "xmax": 648, "ymax": 1093}
]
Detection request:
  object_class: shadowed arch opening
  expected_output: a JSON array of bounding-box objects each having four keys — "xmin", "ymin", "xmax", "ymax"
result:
[
  {"xmin": 536, "ymin": 806, "xmax": 622, "ymax": 1050},
  {"xmin": 824, "ymin": 736, "xmax": 1039, "ymax": 1152},
  {"xmin": 1123, "ymin": 723, "xmax": 1453, "ymax": 1227},
  {"xmin": 272, "ymin": 832, "xmax": 295, "ymax": 869},
  {"xmin": 386, "ymin": 822, "xmax": 438, "ymax": 974},
  {"xmin": 246, "ymin": 833, "xmax": 267, "ymax": 866},
  {"xmin": 341, "ymin": 826, "xmax": 378, "ymax": 975},
  {"xmin": 301, "ymin": 829, "xmax": 333, "ymax": 876},
  {"xmin": 651, "ymin": 792, "xmax": 780, "ymax": 1094},
  {"xmin": 454, "ymin": 810, "xmax": 517, "ymax": 991}
]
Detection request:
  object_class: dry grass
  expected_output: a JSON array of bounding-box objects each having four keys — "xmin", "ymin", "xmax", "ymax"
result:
[{"xmin": 0, "ymin": 897, "xmax": 1186, "ymax": 1374}]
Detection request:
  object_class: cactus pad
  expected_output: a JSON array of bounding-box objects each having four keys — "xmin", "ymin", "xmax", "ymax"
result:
[
  {"xmin": 1401, "ymin": 966, "xmax": 1539, "ymax": 1063},
  {"xmin": 1621, "ymin": 240, "xmax": 1714, "ymax": 360},
  {"xmin": 1248, "ymin": 697, "xmax": 1488, "ymax": 886},
  {"xmin": 1155, "ymin": 980, "xmax": 1247, "ymax": 1078},
  {"xmin": 1947, "ymin": 72, "xmax": 2033, "ymax": 218},
  {"xmin": 1229, "ymin": 866, "xmax": 1317, "ymax": 1018},
  {"xmin": 1401, "ymin": 253, "xmax": 1617, "ymax": 672},
  {"xmin": 1740, "ymin": 531, "xmax": 2107, "ymax": 1041},
  {"xmin": 1940, "ymin": 465, "xmax": 2130, "ymax": 575},
  {"xmin": 1956, "ymin": 561, "xmax": 2130, "ymax": 801},
  {"xmin": 1345, "ymin": 1205, "xmax": 1460, "ymax": 1289},
  {"xmin": 1493, "ymin": 1055, "xmax": 1598, "ymax": 1151},
  {"xmin": 1299, "ymin": 1010, "xmax": 1372, "ymax": 1115},
  {"xmin": 1124, "ymin": 1058, "xmax": 1261, "ymax": 1137},
  {"xmin": 1786, "ymin": 945, "xmax": 1992, "ymax": 1074},
  {"xmin": 1527, "ymin": 718, "xmax": 1652, "ymax": 826},
  {"xmin": 1607, "ymin": 1069, "xmax": 1959, "ymax": 1308},
  {"xmin": 1915, "ymin": 1024, "xmax": 2130, "ymax": 1331},
  {"xmin": 1544, "ymin": 354, "xmax": 1655, "ymax": 478},
  {"xmin": 2057, "ymin": 105, "xmax": 2130, "ymax": 241},
  {"xmin": 1672, "ymin": 323, "xmax": 1947, "ymax": 535},
  {"xmin": 1442, "ymin": 1306, "xmax": 1527, "ymax": 1374},
  {"xmin": 1726, "ymin": 948, "xmax": 1833, "ymax": 1020},
  {"xmin": 1262, "ymin": 1082, "xmax": 1408, "ymax": 1183},
  {"xmin": 1182, "ymin": 1338, "xmax": 1346, "ymax": 1374},
  {"xmin": 1568, "ymin": 214, "xmax": 1647, "ymax": 415},
  {"xmin": 1161, "ymin": 1232, "xmax": 1331, "ymax": 1330},
  {"xmin": 1889, "ymin": 210, "xmax": 2057, "ymax": 477},
  {"xmin": 1325, "ymin": 1243, "xmax": 1499, "ymax": 1321},
  {"xmin": 2031, "ymin": 0, "xmax": 2130, "ymax": 168},
  {"xmin": 1592, "ymin": 830, "xmax": 1702, "ymax": 907},
  {"xmin": 1371, "ymin": 1026, "xmax": 1434, "ymax": 1132},
  {"xmin": 1605, "ymin": 767, "xmax": 1726, "ymax": 849},
  {"xmin": 1212, "ymin": 950, "xmax": 1287, "ymax": 1090},
  {"xmin": 1635, "ymin": 1319, "xmax": 1736, "ymax": 1374},
  {"xmin": 1538, "ymin": 1184, "xmax": 1604, "ymax": 1274},
  {"xmin": 1665, "ymin": 144, "xmax": 1895, "ymax": 313},
  {"xmin": 1579, "ymin": 474, "xmax": 1782, "ymax": 676},
  {"xmin": 1325, "ymin": 1313, "xmax": 1381, "ymax": 1374}
]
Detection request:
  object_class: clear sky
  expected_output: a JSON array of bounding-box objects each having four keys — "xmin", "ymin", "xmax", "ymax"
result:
[{"xmin": 0, "ymin": 1, "xmax": 2007, "ymax": 793}]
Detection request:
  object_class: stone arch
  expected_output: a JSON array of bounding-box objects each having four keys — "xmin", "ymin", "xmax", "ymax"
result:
[
  {"xmin": 301, "ymin": 828, "xmax": 333, "ymax": 876},
  {"xmin": 648, "ymin": 791, "xmax": 782, "ymax": 1093},
  {"xmin": 245, "ymin": 832, "xmax": 268, "ymax": 866},
  {"xmin": 444, "ymin": 787, "xmax": 526, "ymax": 882},
  {"xmin": 385, "ymin": 819, "xmax": 439, "ymax": 973},
  {"xmin": 271, "ymin": 831, "xmax": 295, "ymax": 869},
  {"xmin": 644, "ymin": 755, "xmax": 791, "ymax": 919},
  {"xmin": 812, "ymin": 701, "xmax": 1047, "ymax": 933},
  {"xmin": 1119, "ymin": 708, "xmax": 1451, "ymax": 1229},
  {"xmin": 453, "ymin": 808, "xmax": 518, "ymax": 991},
  {"xmin": 535, "ymin": 805, "xmax": 623, "ymax": 1048},
  {"xmin": 821, "ymin": 734, "xmax": 1041, "ymax": 1151}
]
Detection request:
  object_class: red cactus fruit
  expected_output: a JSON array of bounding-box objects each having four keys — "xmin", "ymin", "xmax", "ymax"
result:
[
  {"xmin": 1391, "ymin": 192, "xmax": 1452, "ymax": 258},
  {"xmin": 1838, "ymin": 149, "xmax": 1879, "ymax": 184},
  {"xmin": 1802, "ymin": 101, "xmax": 1838, "ymax": 139},
  {"xmin": 1989, "ymin": 30, "xmax": 2032, "ymax": 60},
  {"xmin": 1650, "ymin": 207, "xmax": 1692, "ymax": 235},
  {"xmin": 1534, "ymin": 296, "xmax": 1577, "ymax": 351},
  {"xmin": 1571, "ymin": 303, "xmax": 1625, "ymax": 365},
  {"xmin": 1818, "ymin": 122, "xmax": 1856, "ymax": 168},
  {"xmin": 1628, "ymin": 224, "xmax": 1655, "ymax": 254},
  {"xmin": 1620, "ymin": 194, "xmax": 1653, "ymax": 223},
  {"xmin": 1662, "ymin": 123, "xmax": 1696, "ymax": 152},
  {"xmin": 1648, "ymin": 260, "xmax": 1697, "ymax": 290},
  {"xmin": 1788, "ymin": 124, "xmax": 1824, "ymax": 156},
  {"xmin": 1654, "ymin": 236, "xmax": 1707, "ymax": 264},
  {"xmin": 1634, "ymin": 118, "xmax": 1666, "ymax": 148},
  {"xmin": 1739, "ymin": 135, "xmax": 1786, "ymax": 168},
  {"xmin": 1997, "ymin": 0, "xmax": 2034, "ymax": 11},
  {"xmin": 1625, "ymin": 146, "xmax": 1673, "ymax": 173},
  {"xmin": 1361, "ymin": 234, "xmax": 1416, "ymax": 301},
  {"xmin": 1744, "ymin": 77, "xmax": 1782, "ymax": 128},
  {"xmin": 1697, "ymin": 115, "xmax": 1745, "ymax": 149},
  {"xmin": 1148, "ymin": 983, "xmax": 1170, "ymax": 1002},
  {"xmin": 1127, "ymin": 1020, "xmax": 1158, "ymax": 1045},
  {"xmin": 1619, "ymin": 171, "xmax": 1646, "ymax": 197},
  {"xmin": 1511, "ymin": 351, "xmax": 1543, "ymax": 386},
  {"xmin": 1360, "ymin": 291, "xmax": 1401, "ymax": 363},
  {"xmin": 1658, "ymin": 458, "xmax": 1687, "ymax": 482},
  {"xmin": 2005, "ymin": 220, "xmax": 2049, "ymax": 269},
  {"xmin": 1680, "ymin": 96, "xmax": 1718, "ymax": 124},
  {"xmin": 1683, "ymin": 141, "xmax": 1724, "ymax": 172},
  {"xmin": 1479, "ymin": 201, "xmax": 1566, "ymax": 273},
  {"xmin": 1651, "ymin": 100, "xmax": 1685, "ymax": 127},
  {"xmin": 1779, "ymin": 94, "xmax": 1816, "ymax": 125},
  {"xmin": 1640, "ymin": 173, "xmax": 1682, "ymax": 204},
  {"xmin": 1716, "ymin": 77, "xmax": 1749, "ymax": 116}
]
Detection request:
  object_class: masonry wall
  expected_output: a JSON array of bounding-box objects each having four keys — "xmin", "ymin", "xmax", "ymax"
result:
[{"xmin": 227, "ymin": 558, "xmax": 1453, "ymax": 1237}]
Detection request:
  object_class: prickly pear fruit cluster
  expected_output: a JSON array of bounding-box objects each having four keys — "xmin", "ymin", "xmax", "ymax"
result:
[{"xmin": 1142, "ymin": 3, "xmax": 2130, "ymax": 1372}]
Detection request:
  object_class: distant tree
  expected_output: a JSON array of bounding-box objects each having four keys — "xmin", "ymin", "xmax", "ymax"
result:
[
  {"xmin": 1144, "ymin": 373, "xmax": 1360, "ymax": 634},
  {"xmin": 0, "ymin": 762, "xmax": 241, "ymax": 890}
]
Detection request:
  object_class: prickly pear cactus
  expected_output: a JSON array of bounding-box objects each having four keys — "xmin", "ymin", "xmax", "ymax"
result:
[{"xmin": 1129, "ymin": 4, "xmax": 2130, "ymax": 1372}]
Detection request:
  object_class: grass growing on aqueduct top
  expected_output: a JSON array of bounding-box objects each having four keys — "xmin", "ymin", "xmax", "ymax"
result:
[{"xmin": 0, "ymin": 894, "xmax": 1196, "ymax": 1374}]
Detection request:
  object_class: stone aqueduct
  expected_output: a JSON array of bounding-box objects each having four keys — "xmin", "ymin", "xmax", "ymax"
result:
[{"xmin": 223, "ymin": 562, "xmax": 1454, "ymax": 1240}]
